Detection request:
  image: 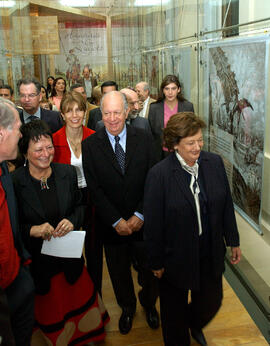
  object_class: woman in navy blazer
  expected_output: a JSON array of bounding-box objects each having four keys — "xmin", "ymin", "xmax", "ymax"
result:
[
  {"xmin": 144, "ymin": 112, "xmax": 241, "ymax": 346},
  {"xmin": 148, "ymin": 75, "xmax": 194, "ymax": 161}
]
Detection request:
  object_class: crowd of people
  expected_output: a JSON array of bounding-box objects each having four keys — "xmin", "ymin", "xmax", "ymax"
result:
[{"xmin": 0, "ymin": 67, "xmax": 241, "ymax": 346}]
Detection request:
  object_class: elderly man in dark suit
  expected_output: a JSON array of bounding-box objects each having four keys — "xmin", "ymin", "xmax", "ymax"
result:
[
  {"xmin": 82, "ymin": 91, "xmax": 159, "ymax": 335},
  {"xmin": 18, "ymin": 78, "xmax": 62, "ymax": 133},
  {"xmin": 87, "ymin": 80, "xmax": 118, "ymax": 130},
  {"xmin": 0, "ymin": 97, "xmax": 35, "ymax": 346},
  {"xmin": 95, "ymin": 88, "xmax": 152, "ymax": 136},
  {"xmin": 135, "ymin": 81, "xmax": 156, "ymax": 118}
]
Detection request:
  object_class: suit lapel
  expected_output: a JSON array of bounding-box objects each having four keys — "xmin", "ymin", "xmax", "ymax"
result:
[
  {"xmin": 198, "ymin": 152, "xmax": 213, "ymax": 206},
  {"xmin": 156, "ymin": 102, "xmax": 164, "ymax": 134},
  {"xmin": 18, "ymin": 109, "xmax": 25, "ymax": 124},
  {"xmin": 125, "ymin": 126, "xmax": 138, "ymax": 171},
  {"xmin": 97, "ymin": 127, "xmax": 123, "ymax": 175},
  {"xmin": 170, "ymin": 154, "xmax": 197, "ymax": 213},
  {"xmin": 145, "ymin": 98, "xmax": 155, "ymax": 119},
  {"xmin": 52, "ymin": 164, "xmax": 68, "ymax": 216},
  {"xmin": 19, "ymin": 168, "xmax": 46, "ymax": 219},
  {"xmin": 177, "ymin": 102, "xmax": 183, "ymax": 112},
  {"xmin": 40, "ymin": 107, "xmax": 46, "ymax": 122}
]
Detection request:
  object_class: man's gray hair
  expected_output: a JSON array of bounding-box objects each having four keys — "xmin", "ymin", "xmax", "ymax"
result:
[
  {"xmin": 100, "ymin": 91, "xmax": 128, "ymax": 112},
  {"xmin": 143, "ymin": 82, "xmax": 150, "ymax": 92},
  {"xmin": 17, "ymin": 77, "xmax": 41, "ymax": 94},
  {"xmin": 0, "ymin": 97, "xmax": 16, "ymax": 129}
]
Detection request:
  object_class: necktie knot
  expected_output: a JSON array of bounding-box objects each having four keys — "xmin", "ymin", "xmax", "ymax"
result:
[
  {"xmin": 29, "ymin": 115, "xmax": 37, "ymax": 122},
  {"xmin": 115, "ymin": 135, "xmax": 120, "ymax": 143}
]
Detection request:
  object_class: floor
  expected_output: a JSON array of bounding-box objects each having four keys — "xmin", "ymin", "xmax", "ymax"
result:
[{"xmin": 98, "ymin": 260, "xmax": 267, "ymax": 346}]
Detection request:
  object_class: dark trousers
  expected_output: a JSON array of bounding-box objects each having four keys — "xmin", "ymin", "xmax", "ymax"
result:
[
  {"xmin": 6, "ymin": 266, "xmax": 35, "ymax": 346},
  {"xmin": 0, "ymin": 287, "xmax": 15, "ymax": 346},
  {"xmin": 104, "ymin": 241, "xmax": 159, "ymax": 313},
  {"xmin": 159, "ymin": 259, "xmax": 223, "ymax": 346},
  {"xmin": 81, "ymin": 188, "xmax": 103, "ymax": 295},
  {"xmin": 85, "ymin": 228, "xmax": 103, "ymax": 295}
]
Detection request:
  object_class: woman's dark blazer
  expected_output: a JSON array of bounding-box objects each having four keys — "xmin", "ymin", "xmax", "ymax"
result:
[
  {"xmin": 143, "ymin": 151, "xmax": 240, "ymax": 290},
  {"xmin": 12, "ymin": 163, "xmax": 85, "ymax": 294},
  {"xmin": 148, "ymin": 100, "xmax": 194, "ymax": 161}
]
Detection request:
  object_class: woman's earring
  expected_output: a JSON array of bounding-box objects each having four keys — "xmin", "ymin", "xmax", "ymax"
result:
[{"xmin": 24, "ymin": 158, "xmax": 28, "ymax": 167}]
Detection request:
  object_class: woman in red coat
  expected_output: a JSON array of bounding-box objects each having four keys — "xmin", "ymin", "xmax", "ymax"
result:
[
  {"xmin": 53, "ymin": 91, "xmax": 95, "ymax": 177},
  {"xmin": 53, "ymin": 91, "xmax": 103, "ymax": 294}
]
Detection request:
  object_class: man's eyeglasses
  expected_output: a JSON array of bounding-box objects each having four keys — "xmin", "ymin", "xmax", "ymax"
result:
[{"xmin": 20, "ymin": 93, "xmax": 39, "ymax": 99}]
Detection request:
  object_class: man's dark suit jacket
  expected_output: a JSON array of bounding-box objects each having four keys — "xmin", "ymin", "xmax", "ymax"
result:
[
  {"xmin": 148, "ymin": 100, "xmax": 194, "ymax": 160},
  {"xmin": 95, "ymin": 116, "xmax": 152, "ymax": 137},
  {"xmin": 82, "ymin": 125, "xmax": 156, "ymax": 244},
  {"xmin": 12, "ymin": 163, "xmax": 85, "ymax": 294},
  {"xmin": 144, "ymin": 151, "xmax": 240, "ymax": 290},
  {"xmin": 0, "ymin": 162, "xmax": 34, "ymax": 315},
  {"xmin": 87, "ymin": 107, "xmax": 102, "ymax": 130},
  {"xmin": 18, "ymin": 108, "xmax": 63, "ymax": 134}
]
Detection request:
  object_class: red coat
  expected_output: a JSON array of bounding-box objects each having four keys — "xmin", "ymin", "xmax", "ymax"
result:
[{"xmin": 53, "ymin": 125, "xmax": 95, "ymax": 164}]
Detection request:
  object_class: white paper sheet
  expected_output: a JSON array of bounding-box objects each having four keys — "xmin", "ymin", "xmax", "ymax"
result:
[{"xmin": 41, "ymin": 230, "xmax": 86, "ymax": 258}]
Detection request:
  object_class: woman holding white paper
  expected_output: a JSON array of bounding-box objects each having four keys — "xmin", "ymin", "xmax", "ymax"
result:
[
  {"xmin": 53, "ymin": 91, "xmax": 103, "ymax": 295},
  {"xmin": 12, "ymin": 120, "xmax": 109, "ymax": 345}
]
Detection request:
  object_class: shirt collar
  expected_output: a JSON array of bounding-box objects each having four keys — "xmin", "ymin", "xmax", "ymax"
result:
[
  {"xmin": 175, "ymin": 151, "xmax": 199, "ymax": 177},
  {"xmin": 143, "ymin": 96, "xmax": 150, "ymax": 105},
  {"xmin": 105, "ymin": 125, "xmax": 126, "ymax": 141},
  {"xmin": 23, "ymin": 107, "xmax": 41, "ymax": 121}
]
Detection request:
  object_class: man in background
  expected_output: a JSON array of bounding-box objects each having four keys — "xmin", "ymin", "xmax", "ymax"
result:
[
  {"xmin": 120, "ymin": 88, "xmax": 152, "ymax": 135},
  {"xmin": 79, "ymin": 65, "xmax": 97, "ymax": 103},
  {"xmin": 135, "ymin": 81, "xmax": 156, "ymax": 118},
  {"xmin": 0, "ymin": 85, "xmax": 14, "ymax": 102},
  {"xmin": 70, "ymin": 83, "xmax": 97, "ymax": 126},
  {"xmin": 0, "ymin": 97, "xmax": 35, "ymax": 345},
  {"xmin": 18, "ymin": 78, "xmax": 62, "ymax": 133}
]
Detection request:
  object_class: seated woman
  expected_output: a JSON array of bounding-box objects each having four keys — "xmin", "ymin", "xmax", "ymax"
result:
[
  {"xmin": 12, "ymin": 120, "xmax": 109, "ymax": 345},
  {"xmin": 53, "ymin": 91, "xmax": 102, "ymax": 295}
]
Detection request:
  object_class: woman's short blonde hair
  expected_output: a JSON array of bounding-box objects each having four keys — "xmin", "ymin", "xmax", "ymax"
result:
[{"xmin": 163, "ymin": 112, "xmax": 206, "ymax": 151}]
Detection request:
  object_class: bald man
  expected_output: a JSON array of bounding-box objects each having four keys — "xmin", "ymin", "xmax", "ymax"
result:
[
  {"xmin": 96, "ymin": 88, "xmax": 152, "ymax": 136},
  {"xmin": 82, "ymin": 91, "xmax": 159, "ymax": 335}
]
